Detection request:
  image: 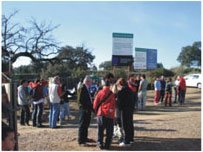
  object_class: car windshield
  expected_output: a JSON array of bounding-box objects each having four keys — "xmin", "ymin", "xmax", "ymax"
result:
[{"xmin": 193, "ymin": 75, "xmax": 199, "ymax": 79}]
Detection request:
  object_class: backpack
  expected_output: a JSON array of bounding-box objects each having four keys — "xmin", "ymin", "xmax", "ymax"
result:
[{"xmin": 30, "ymin": 86, "xmax": 41, "ymax": 101}]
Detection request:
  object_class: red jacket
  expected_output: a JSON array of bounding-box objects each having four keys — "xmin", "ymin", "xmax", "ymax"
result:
[
  {"xmin": 178, "ymin": 77, "xmax": 186, "ymax": 91},
  {"xmin": 93, "ymin": 87, "xmax": 116, "ymax": 119},
  {"xmin": 31, "ymin": 82, "xmax": 45, "ymax": 99},
  {"xmin": 128, "ymin": 78, "xmax": 136, "ymax": 93}
]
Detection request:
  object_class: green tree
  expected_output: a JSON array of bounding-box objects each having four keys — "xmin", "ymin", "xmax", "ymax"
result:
[
  {"xmin": 177, "ymin": 41, "xmax": 201, "ymax": 67},
  {"xmin": 42, "ymin": 45, "xmax": 95, "ymax": 78},
  {"xmin": 57, "ymin": 46, "xmax": 95, "ymax": 70},
  {"xmin": 99, "ymin": 61, "xmax": 112, "ymax": 70}
]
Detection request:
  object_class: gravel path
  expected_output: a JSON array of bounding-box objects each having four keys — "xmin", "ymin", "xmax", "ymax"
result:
[{"xmin": 18, "ymin": 88, "xmax": 201, "ymax": 151}]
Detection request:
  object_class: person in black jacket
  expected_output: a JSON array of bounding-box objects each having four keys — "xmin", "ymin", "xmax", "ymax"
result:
[
  {"xmin": 164, "ymin": 78, "xmax": 173, "ymax": 107},
  {"xmin": 77, "ymin": 76, "xmax": 93, "ymax": 146},
  {"xmin": 117, "ymin": 78, "xmax": 134, "ymax": 146},
  {"xmin": 159, "ymin": 75, "xmax": 166, "ymax": 103},
  {"xmin": 59, "ymin": 83, "xmax": 75, "ymax": 125}
]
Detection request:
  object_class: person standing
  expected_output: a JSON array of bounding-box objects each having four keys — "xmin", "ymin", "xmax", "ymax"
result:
[
  {"xmin": 117, "ymin": 78, "xmax": 134, "ymax": 146},
  {"xmin": 159, "ymin": 75, "xmax": 166, "ymax": 103},
  {"xmin": 49, "ymin": 76, "xmax": 62, "ymax": 128},
  {"xmin": 134, "ymin": 75, "xmax": 141, "ymax": 110},
  {"xmin": 138, "ymin": 75, "xmax": 148, "ymax": 110},
  {"xmin": 18, "ymin": 80, "xmax": 30, "ymax": 126},
  {"xmin": 60, "ymin": 83, "xmax": 75, "ymax": 124},
  {"xmin": 154, "ymin": 77, "xmax": 161, "ymax": 105},
  {"xmin": 77, "ymin": 76, "xmax": 93, "ymax": 146},
  {"xmin": 174, "ymin": 77, "xmax": 179, "ymax": 103},
  {"xmin": 93, "ymin": 80, "xmax": 116, "ymax": 150},
  {"xmin": 31, "ymin": 79, "xmax": 46, "ymax": 127},
  {"xmin": 164, "ymin": 78, "xmax": 173, "ymax": 107},
  {"xmin": 177, "ymin": 76, "xmax": 186, "ymax": 105},
  {"xmin": 127, "ymin": 74, "xmax": 137, "ymax": 111}
]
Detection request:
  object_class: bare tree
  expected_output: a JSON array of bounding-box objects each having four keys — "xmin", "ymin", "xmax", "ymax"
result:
[{"xmin": 2, "ymin": 11, "xmax": 61, "ymax": 73}]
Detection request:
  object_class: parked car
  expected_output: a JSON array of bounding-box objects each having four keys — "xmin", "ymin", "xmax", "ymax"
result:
[{"xmin": 184, "ymin": 74, "xmax": 202, "ymax": 89}]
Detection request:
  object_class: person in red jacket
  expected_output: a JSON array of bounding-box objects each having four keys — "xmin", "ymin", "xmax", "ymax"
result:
[
  {"xmin": 177, "ymin": 76, "xmax": 186, "ymax": 105},
  {"xmin": 127, "ymin": 74, "xmax": 137, "ymax": 111},
  {"xmin": 93, "ymin": 80, "xmax": 116, "ymax": 150}
]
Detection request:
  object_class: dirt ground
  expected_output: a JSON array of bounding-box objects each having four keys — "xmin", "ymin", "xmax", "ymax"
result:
[{"xmin": 17, "ymin": 88, "xmax": 201, "ymax": 151}]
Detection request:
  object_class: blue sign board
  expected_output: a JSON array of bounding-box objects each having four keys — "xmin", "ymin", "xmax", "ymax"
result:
[
  {"xmin": 112, "ymin": 55, "xmax": 133, "ymax": 66},
  {"xmin": 146, "ymin": 49, "xmax": 157, "ymax": 69},
  {"xmin": 134, "ymin": 48, "xmax": 157, "ymax": 69}
]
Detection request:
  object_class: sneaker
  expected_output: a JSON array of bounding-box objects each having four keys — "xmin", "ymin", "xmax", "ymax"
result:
[
  {"xmin": 119, "ymin": 142, "xmax": 125, "ymax": 146},
  {"xmin": 97, "ymin": 143, "xmax": 103, "ymax": 150},
  {"xmin": 25, "ymin": 122, "xmax": 30, "ymax": 126},
  {"xmin": 130, "ymin": 141, "xmax": 134, "ymax": 144},
  {"xmin": 59, "ymin": 119, "xmax": 64, "ymax": 126}
]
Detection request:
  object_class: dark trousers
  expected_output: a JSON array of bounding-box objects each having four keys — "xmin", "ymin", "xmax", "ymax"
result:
[
  {"xmin": 121, "ymin": 109, "xmax": 134, "ymax": 143},
  {"xmin": 164, "ymin": 93, "xmax": 172, "ymax": 106},
  {"xmin": 160, "ymin": 90, "xmax": 165, "ymax": 102},
  {"xmin": 97, "ymin": 116, "xmax": 114, "ymax": 148},
  {"xmin": 179, "ymin": 89, "xmax": 186, "ymax": 104},
  {"xmin": 32, "ymin": 103, "xmax": 44, "ymax": 126},
  {"xmin": 20, "ymin": 105, "xmax": 30, "ymax": 125},
  {"xmin": 78, "ymin": 109, "xmax": 91, "ymax": 144},
  {"xmin": 174, "ymin": 87, "xmax": 177, "ymax": 103}
]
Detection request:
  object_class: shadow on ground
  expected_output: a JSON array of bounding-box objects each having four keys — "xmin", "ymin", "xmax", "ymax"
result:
[{"xmin": 111, "ymin": 136, "xmax": 201, "ymax": 151}]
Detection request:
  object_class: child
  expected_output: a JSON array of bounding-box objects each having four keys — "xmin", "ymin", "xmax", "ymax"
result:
[
  {"xmin": 2, "ymin": 122, "xmax": 16, "ymax": 151},
  {"xmin": 164, "ymin": 78, "xmax": 173, "ymax": 107}
]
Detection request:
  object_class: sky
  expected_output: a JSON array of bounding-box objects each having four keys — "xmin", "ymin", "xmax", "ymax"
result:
[{"xmin": 2, "ymin": 1, "xmax": 201, "ymax": 69}]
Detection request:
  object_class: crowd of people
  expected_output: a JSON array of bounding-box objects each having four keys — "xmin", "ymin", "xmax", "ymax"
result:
[
  {"xmin": 153, "ymin": 75, "xmax": 186, "ymax": 106},
  {"xmin": 1, "ymin": 72, "xmax": 187, "ymax": 150},
  {"xmin": 77, "ymin": 73, "xmax": 148, "ymax": 149}
]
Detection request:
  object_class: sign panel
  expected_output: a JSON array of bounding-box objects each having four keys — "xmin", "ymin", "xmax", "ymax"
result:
[
  {"xmin": 147, "ymin": 49, "xmax": 157, "ymax": 69},
  {"xmin": 134, "ymin": 48, "xmax": 147, "ymax": 69},
  {"xmin": 134, "ymin": 48, "xmax": 157, "ymax": 69},
  {"xmin": 112, "ymin": 55, "xmax": 133, "ymax": 66},
  {"xmin": 112, "ymin": 33, "xmax": 133, "ymax": 56}
]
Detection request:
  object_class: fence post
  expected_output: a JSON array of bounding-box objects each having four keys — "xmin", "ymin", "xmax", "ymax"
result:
[{"xmin": 9, "ymin": 81, "xmax": 18, "ymax": 150}]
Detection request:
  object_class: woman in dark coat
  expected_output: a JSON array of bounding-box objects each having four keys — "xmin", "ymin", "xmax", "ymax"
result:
[{"xmin": 117, "ymin": 78, "xmax": 134, "ymax": 146}]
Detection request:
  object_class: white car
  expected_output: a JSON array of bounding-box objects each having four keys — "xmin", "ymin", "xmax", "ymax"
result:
[{"xmin": 184, "ymin": 74, "xmax": 202, "ymax": 89}]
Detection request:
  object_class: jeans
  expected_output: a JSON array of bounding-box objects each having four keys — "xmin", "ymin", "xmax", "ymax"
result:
[
  {"xmin": 32, "ymin": 103, "xmax": 44, "ymax": 126},
  {"xmin": 179, "ymin": 89, "xmax": 186, "ymax": 104},
  {"xmin": 160, "ymin": 90, "xmax": 165, "ymax": 102},
  {"xmin": 138, "ymin": 92, "xmax": 147, "ymax": 110},
  {"xmin": 60, "ymin": 102, "xmax": 71, "ymax": 119},
  {"xmin": 174, "ymin": 87, "xmax": 177, "ymax": 103},
  {"xmin": 97, "ymin": 116, "xmax": 114, "ymax": 148},
  {"xmin": 49, "ymin": 103, "xmax": 60, "ymax": 128},
  {"xmin": 20, "ymin": 105, "xmax": 30, "ymax": 125},
  {"xmin": 78, "ymin": 109, "xmax": 91, "ymax": 144}
]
